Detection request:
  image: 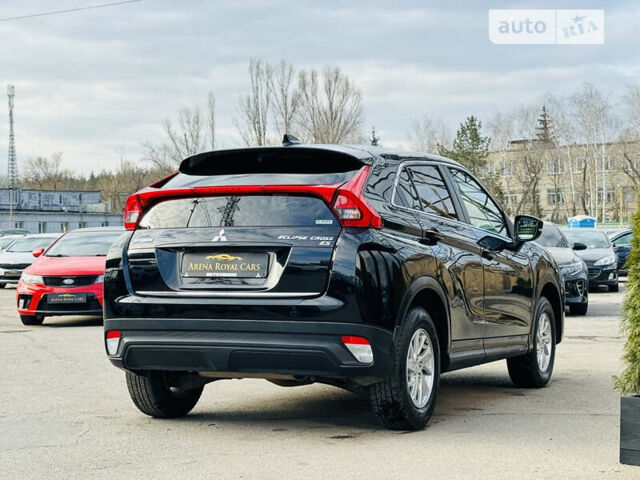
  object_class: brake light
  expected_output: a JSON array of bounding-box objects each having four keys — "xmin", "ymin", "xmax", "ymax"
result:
[
  {"xmin": 105, "ymin": 330, "xmax": 121, "ymax": 356},
  {"xmin": 331, "ymin": 167, "xmax": 383, "ymax": 228},
  {"xmin": 122, "ymin": 165, "xmax": 382, "ymax": 230},
  {"xmin": 123, "ymin": 194, "xmax": 143, "ymax": 230},
  {"xmin": 341, "ymin": 335, "xmax": 374, "ymax": 363}
]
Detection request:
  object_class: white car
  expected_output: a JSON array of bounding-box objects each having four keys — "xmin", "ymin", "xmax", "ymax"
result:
[{"xmin": 0, "ymin": 234, "xmax": 59, "ymax": 288}]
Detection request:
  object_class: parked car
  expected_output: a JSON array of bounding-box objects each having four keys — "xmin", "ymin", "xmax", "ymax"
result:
[
  {"xmin": 609, "ymin": 228, "xmax": 632, "ymax": 276},
  {"xmin": 0, "ymin": 228, "xmax": 30, "ymax": 237},
  {"xmin": 0, "ymin": 234, "xmax": 26, "ymax": 252},
  {"xmin": 562, "ymin": 229, "xmax": 619, "ymax": 292},
  {"xmin": 16, "ymin": 227, "xmax": 124, "ymax": 325},
  {"xmin": 104, "ymin": 143, "xmax": 564, "ymax": 430},
  {"xmin": 0, "ymin": 234, "xmax": 59, "ymax": 288},
  {"xmin": 536, "ymin": 223, "xmax": 588, "ymax": 315}
]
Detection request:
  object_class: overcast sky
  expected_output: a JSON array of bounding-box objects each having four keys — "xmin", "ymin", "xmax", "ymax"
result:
[{"xmin": 1, "ymin": 0, "xmax": 638, "ymax": 174}]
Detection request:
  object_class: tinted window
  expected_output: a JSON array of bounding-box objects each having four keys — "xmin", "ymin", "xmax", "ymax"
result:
[
  {"xmin": 7, "ymin": 236, "xmax": 57, "ymax": 252},
  {"xmin": 408, "ymin": 165, "xmax": 457, "ymax": 219},
  {"xmin": 537, "ymin": 224, "xmax": 568, "ymax": 248},
  {"xmin": 613, "ymin": 233, "xmax": 632, "ymax": 246},
  {"xmin": 394, "ymin": 168, "xmax": 421, "ymax": 210},
  {"xmin": 45, "ymin": 231, "xmax": 123, "ymax": 257},
  {"xmin": 139, "ymin": 196, "xmax": 337, "ymax": 229},
  {"xmin": 449, "ymin": 169, "xmax": 507, "ymax": 236}
]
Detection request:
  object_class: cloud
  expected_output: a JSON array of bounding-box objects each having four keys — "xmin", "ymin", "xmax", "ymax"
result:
[{"xmin": 0, "ymin": 0, "xmax": 638, "ymax": 173}]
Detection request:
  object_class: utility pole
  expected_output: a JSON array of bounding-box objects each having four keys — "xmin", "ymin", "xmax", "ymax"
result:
[{"xmin": 7, "ymin": 85, "xmax": 17, "ymax": 227}]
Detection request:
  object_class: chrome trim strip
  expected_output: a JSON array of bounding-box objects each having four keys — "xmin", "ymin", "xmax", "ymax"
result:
[{"xmin": 135, "ymin": 290, "xmax": 319, "ymax": 298}]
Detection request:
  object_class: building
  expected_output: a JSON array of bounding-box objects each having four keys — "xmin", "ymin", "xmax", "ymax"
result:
[
  {"xmin": 0, "ymin": 188, "xmax": 123, "ymax": 233},
  {"xmin": 481, "ymin": 139, "xmax": 640, "ymax": 224}
]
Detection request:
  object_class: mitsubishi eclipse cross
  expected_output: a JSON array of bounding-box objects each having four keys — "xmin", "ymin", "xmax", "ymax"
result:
[{"xmin": 104, "ymin": 139, "xmax": 563, "ymax": 430}]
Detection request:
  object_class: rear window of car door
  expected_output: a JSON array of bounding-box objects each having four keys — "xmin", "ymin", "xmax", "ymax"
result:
[
  {"xmin": 448, "ymin": 168, "xmax": 508, "ymax": 237},
  {"xmin": 407, "ymin": 165, "xmax": 457, "ymax": 219},
  {"xmin": 394, "ymin": 164, "xmax": 457, "ymax": 219}
]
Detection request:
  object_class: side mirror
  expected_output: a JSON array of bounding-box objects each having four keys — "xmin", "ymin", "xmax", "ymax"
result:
[
  {"xmin": 32, "ymin": 247, "xmax": 44, "ymax": 258},
  {"xmin": 573, "ymin": 242, "xmax": 587, "ymax": 251},
  {"xmin": 514, "ymin": 215, "xmax": 543, "ymax": 243}
]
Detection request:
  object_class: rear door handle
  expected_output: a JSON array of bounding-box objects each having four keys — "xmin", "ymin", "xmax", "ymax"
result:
[
  {"xmin": 420, "ymin": 229, "xmax": 442, "ymax": 246},
  {"xmin": 482, "ymin": 250, "xmax": 494, "ymax": 260}
]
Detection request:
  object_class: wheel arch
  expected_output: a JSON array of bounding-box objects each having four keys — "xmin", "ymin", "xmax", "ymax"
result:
[
  {"xmin": 539, "ymin": 280, "xmax": 563, "ymax": 344},
  {"xmin": 395, "ymin": 276, "xmax": 451, "ymax": 368}
]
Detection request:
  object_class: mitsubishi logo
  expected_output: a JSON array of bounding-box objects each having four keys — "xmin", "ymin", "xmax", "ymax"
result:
[
  {"xmin": 212, "ymin": 229, "xmax": 227, "ymax": 242},
  {"xmin": 63, "ymin": 278, "xmax": 75, "ymax": 285}
]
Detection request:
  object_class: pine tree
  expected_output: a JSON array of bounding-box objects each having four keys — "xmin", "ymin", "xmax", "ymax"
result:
[
  {"xmin": 437, "ymin": 116, "xmax": 490, "ymax": 176},
  {"xmin": 536, "ymin": 106, "xmax": 554, "ymax": 142},
  {"xmin": 369, "ymin": 127, "xmax": 380, "ymax": 146},
  {"xmin": 615, "ymin": 194, "xmax": 640, "ymax": 394}
]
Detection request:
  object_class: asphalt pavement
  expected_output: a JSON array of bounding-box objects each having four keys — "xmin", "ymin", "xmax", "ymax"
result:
[{"xmin": 0, "ymin": 284, "xmax": 637, "ymax": 479}]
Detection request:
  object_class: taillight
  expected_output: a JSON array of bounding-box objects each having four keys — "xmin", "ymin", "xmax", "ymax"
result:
[
  {"xmin": 105, "ymin": 330, "xmax": 121, "ymax": 356},
  {"xmin": 332, "ymin": 166, "xmax": 383, "ymax": 228},
  {"xmin": 123, "ymin": 194, "xmax": 143, "ymax": 230}
]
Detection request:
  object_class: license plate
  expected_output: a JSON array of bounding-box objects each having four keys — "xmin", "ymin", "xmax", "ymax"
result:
[
  {"xmin": 48, "ymin": 293, "xmax": 87, "ymax": 304},
  {"xmin": 181, "ymin": 252, "xmax": 269, "ymax": 278}
]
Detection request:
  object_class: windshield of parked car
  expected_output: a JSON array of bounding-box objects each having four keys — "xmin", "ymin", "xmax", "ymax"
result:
[
  {"xmin": 536, "ymin": 224, "xmax": 568, "ymax": 248},
  {"xmin": 0, "ymin": 236, "xmax": 22, "ymax": 250},
  {"xmin": 6, "ymin": 236, "xmax": 57, "ymax": 253},
  {"xmin": 45, "ymin": 231, "xmax": 122, "ymax": 257},
  {"xmin": 563, "ymin": 229, "xmax": 611, "ymax": 248}
]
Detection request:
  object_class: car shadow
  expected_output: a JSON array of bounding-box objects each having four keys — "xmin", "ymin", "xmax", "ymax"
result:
[{"xmin": 163, "ymin": 369, "xmax": 522, "ymax": 432}]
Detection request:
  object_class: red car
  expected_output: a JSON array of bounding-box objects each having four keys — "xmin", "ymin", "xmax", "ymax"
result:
[{"xmin": 17, "ymin": 227, "xmax": 124, "ymax": 325}]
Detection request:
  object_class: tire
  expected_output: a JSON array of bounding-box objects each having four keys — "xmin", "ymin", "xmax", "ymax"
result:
[
  {"xmin": 20, "ymin": 314, "xmax": 44, "ymax": 325},
  {"xmin": 608, "ymin": 283, "xmax": 619, "ymax": 292},
  {"xmin": 507, "ymin": 297, "xmax": 555, "ymax": 388},
  {"xmin": 370, "ymin": 306, "xmax": 440, "ymax": 430},
  {"xmin": 0, "ymin": 283, "xmax": 5, "ymax": 289},
  {"xmin": 126, "ymin": 371, "xmax": 203, "ymax": 418},
  {"xmin": 569, "ymin": 302, "xmax": 588, "ymax": 316}
]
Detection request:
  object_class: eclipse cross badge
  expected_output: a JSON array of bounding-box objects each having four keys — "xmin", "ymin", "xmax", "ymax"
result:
[
  {"xmin": 212, "ymin": 229, "xmax": 227, "ymax": 242},
  {"xmin": 63, "ymin": 278, "xmax": 75, "ymax": 285}
]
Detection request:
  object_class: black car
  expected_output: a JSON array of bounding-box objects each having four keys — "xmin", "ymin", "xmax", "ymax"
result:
[
  {"xmin": 609, "ymin": 229, "xmax": 632, "ymax": 276},
  {"xmin": 536, "ymin": 223, "xmax": 588, "ymax": 315},
  {"xmin": 562, "ymin": 229, "xmax": 619, "ymax": 292},
  {"xmin": 104, "ymin": 143, "xmax": 564, "ymax": 430}
]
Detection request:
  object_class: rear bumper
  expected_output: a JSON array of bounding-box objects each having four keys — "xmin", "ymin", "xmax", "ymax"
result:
[{"xmin": 104, "ymin": 319, "xmax": 394, "ymax": 386}]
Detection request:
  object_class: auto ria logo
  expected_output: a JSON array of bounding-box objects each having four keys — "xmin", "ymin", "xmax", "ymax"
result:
[
  {"xmin": 212, "ymin": 229, "xmax": 227, "ymax": 242},
  {"xmin": 489, "ymin": 9, "xmax": 604, "ymax": 44},
  {"xmin": 205, "ymin": 254, "xmax": 242, "ymax": 261}
]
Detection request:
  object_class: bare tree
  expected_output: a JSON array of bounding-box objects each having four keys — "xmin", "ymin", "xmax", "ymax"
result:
[
  {"xmin": 407, "ymin": 115, "xmax": 452, "ymax": 153},
  {"xmin": 296, "ymin": 66, "xmax": 363, "ymax": 143},
  {"xmin": 267, "ymin": 60, "xmax": 299, "ymax": 135},
  {"xmin": 22, "ymin": 152, "xmax": 71, "ymax": 190},
  {"xmin": 235, "ymin": 58, "xmax": 272, "ymax": 146},
  {"xmin": 144, "ymin": 93, "xmax": 216, "ymax": 170},
  {"xmin": 623, "ymin": 84, "xmax": 640, "ymax": 138},
  {"xmin": 571, "ymin": 83, "xmax": 620, "ymax": 221}
]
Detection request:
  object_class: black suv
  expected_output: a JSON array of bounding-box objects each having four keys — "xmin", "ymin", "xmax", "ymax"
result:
[{"xmin": 104, "ymin": 143, "xmax": 563, "ymax": 430}]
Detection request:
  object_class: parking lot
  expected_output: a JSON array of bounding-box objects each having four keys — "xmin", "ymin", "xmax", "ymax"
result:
[{"xmin": 0, "ymin": 285, "xmax": 636, "ymax": 479}]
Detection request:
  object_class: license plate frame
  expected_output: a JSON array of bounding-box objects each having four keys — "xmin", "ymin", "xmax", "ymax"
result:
[
  {"xmin": 48, "ymin": 292, "xmax": 87, "ymax": 304},
  {"xmin": 181, "ymin": 252, "xmax": 269, "ymax": 278}
]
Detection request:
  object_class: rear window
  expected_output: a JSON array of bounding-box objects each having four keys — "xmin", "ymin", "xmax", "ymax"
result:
[{"xmin": 139, "ymin": 196, "xmax": 338, "ymax": 229}]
